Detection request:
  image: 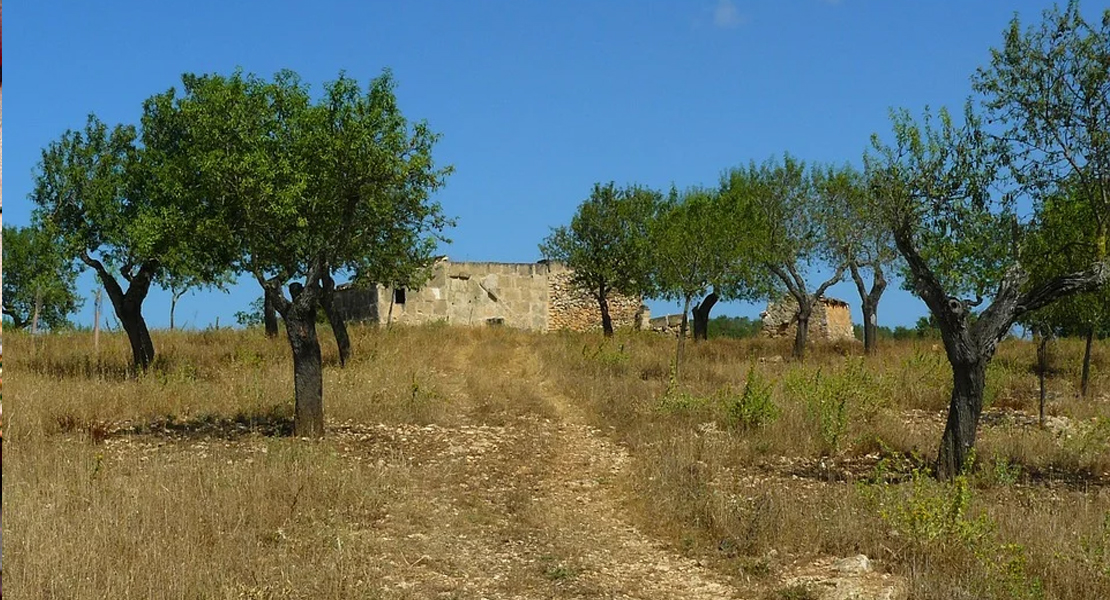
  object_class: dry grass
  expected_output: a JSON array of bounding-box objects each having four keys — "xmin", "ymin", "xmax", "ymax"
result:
[{"xmin": 5, "ymin": 325, "xmax": 1110, "ymax": 599}]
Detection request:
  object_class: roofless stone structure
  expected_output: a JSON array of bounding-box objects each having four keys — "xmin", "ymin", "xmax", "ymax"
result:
[
  {"xmin": 760, "ymin": 296, "xmax": 855, "ymax": 342},
  {"xmin": 333, "ymin": 258, "xmax": 648, "ymax": 332}
]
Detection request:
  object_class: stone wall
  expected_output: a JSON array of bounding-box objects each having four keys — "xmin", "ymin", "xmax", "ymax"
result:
[
  {"xmin": 333, "ymin": 259, "xmax": 647, "ymax": 333},
  {"xmin": 647, "ymin": 313, "xmax": 689, "ymax": 337},
  {"xmin": 760, "ymin": 296, "xmax": 855, "ymax": 342},
  {"xmin": 546, "ymin": 263, "xmax": 646, "ymax": 332},
  {"xmin": 380, "ymin": 261, "xmax": 550, "ymax": 330}
]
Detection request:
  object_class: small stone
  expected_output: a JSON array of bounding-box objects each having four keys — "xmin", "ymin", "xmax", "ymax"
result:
[{"xmin": 833, "ymin": 554, "xmax": 871, "ymax": 575}]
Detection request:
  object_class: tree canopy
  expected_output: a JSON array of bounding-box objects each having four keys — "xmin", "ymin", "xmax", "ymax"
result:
[
  {"xmin": 539, "ymin": 182, "xmax": 659, "ymax": 336},
  {"xmin": 2, "ymin": 224, "xmax": 84, "ymax": 330}
]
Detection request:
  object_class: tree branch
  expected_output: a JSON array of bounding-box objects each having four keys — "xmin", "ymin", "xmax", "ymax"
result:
[
  {"xmin": 1015, "ymin": 260, "xmax": 1110, "ymax": 320},
  {"xmin": 812, "ymin": 262, "xmax": 847, "ymax": 301}
]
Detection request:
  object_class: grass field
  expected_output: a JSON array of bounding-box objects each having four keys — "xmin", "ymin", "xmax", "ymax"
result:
[{"xmin": 4, "ymin": 325, "xmax": 1110, "ymax": 599}]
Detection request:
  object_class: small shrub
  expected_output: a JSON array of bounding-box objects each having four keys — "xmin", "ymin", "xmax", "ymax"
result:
[
  {"xmin": 786, "ymin": 360, "xmax": 875, "ymax": 453},
  {"xmin": 862, "ymin": 465, "xmax": 1045, "ymax": 599},
  {"xmin": 723, "ymin": 364, "xmax": 779, "ymax": 430}
]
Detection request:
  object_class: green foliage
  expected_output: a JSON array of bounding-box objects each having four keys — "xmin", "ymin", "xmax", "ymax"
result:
[
  {"xmin": 707, "ymin": 316, "xmax": 762, "ymax": 339},
  {"xmin": 1020, "ymin": 188, "xmax": 1110, "ymax": 338},
  {"xmin": 974, "ymin": 1, "xmax": 1110, "ymax": 254},
  {"xmin": 31, "ymin": 113, "xmax": 235, "ymax": 297},
  {"xmin": 649, "ymin": 186, "xmax": 763, "ymax": 306},
  {"xmin": 540, "ymin": 182, "xmax": 660, "ymax": 302},
  {"xmin": 144, "ymin": 68, "xmax": 452, "ymax": 302},
  {"xmin": 235, "ymin": 298, "xmax": 266, "ymax": 328},
  {"xmin": 784, "ymin": 359, "xmax": 878, "ymax": 452},
  {"xmin": 868, "ymin": 105, "xmax": 1009, "ymax": 299},
  {"xmin": 2, "ymin": 224, "xmax": 85, "ymax": 330},
  {"xmin": 863, "ymin": 467, "xmax": 1045, "ymax": 599},
  {"xmin": 724, "ymin": 365, "xmax": 779, "ymax": 430}
]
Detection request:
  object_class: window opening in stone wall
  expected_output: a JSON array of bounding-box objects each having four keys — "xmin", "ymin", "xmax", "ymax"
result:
[{"xmin": 394, "ymin": 288, "xmax": 406, "ymax": 305}]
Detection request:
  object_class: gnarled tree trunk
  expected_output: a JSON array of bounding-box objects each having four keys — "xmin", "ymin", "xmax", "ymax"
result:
[
  {"xmin": 270, "ymin": 280, "xmax": 325, "ymax": 438},
  {"xmin": 792, "ymin": 296, "xmax": 813, "ymax": 360},
  {"xmin": 692, "ymin": 291, "xmax": 719, "ymax": 342},
  {"xmin": 936, "ymin": 357, "xmax": 988, "ymax": 478},
  {"xmin": 849, "ymin": 262, "xmax": 888, "ymax": 356},
  {"xmin": 83, "ymin": 254, "xmax": 157, "ymax": 371},
  {"xmin": 319, "ymin": 269, "xmax": 351, "ymax": 367},
  {"xmin": 598, "ymin": 283, "xmax": 614, "ymax": 337},
  {"xmin": 892, "ymin": 220, "xmax": 1109, "ymax": 480}
]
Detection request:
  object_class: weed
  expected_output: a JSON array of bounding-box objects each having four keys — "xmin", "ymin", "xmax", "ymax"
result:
[{"xmin": 723, "ymin": 364, "xmax": 778, "ymax": 430}]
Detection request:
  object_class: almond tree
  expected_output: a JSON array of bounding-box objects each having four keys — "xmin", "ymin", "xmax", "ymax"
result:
[
  {"xmin": 2, "ymin": 224, "xmax": 84, "ymax": 331},
  {"xmin": 145, "ymin": 69, "xmax": 451, "ymax": 436},
  {"xmin": 1020, "ymin": 189, "xmax": 1110, "ymax": 399},
  {"xmin": 722, "ymin": 156, "xmax": 845, "ymax": 360},
  {"xmin": 871, "ymin": 3, "xmax": 1110, "ymax": 479},
  {"xmin": 650, "ymin": 187, "xmax": 762, "ymax": 377},
  {"xmin": 30, "ymin": 116, "xmax": 229, "ymax": 369},
  {"xmin": 540, "ymin": 183, "xmax": 659, "ymax": 337},
  {"xmin": 819, "ymin": 165, "xmax": 899, "ymax": 355}
]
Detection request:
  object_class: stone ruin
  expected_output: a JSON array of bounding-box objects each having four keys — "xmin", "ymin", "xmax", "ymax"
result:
[
  {"xmin": 760, "ymin": 295, "xmax": 855, "ymax": 342},
  {"xmin": 332, "ymin": 258, "xmax": 649, "ymax": 333}
]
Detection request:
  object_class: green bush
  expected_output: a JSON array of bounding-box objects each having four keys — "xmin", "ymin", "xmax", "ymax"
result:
[
  {"xmin": 862, "ymin": 466, "xmax": 1045, "ymax": 599},
  {"xmin": 723, "ymin": 365, "xmax": 779, "ymax": 430}
]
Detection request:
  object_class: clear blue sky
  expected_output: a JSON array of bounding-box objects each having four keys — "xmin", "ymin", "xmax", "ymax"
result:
[{"xmin": 6, "ymin": 1, "xmax": 1090, "ymax": 331}]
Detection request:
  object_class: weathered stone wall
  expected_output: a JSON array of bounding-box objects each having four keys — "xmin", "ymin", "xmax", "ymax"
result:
[
  {"xmin": 334, "ymin": 259, "xmax": 648, "ymax": 332},
  {"xmin": 648, "ymin": 313, "xmax": 689, "ymax": 337},
  {"xmin": 761, "ymin": 296, "xmax": 855, "ymax": 342},
  {"xmin": 332, "ymin": 284, "xmax": 379, "ymax": 323},
  {"xmin": 546, "ymin": 264, "xmax": 646, "ymax": 332},
  {"xmin": 380, "ymin": 261, "xmax": 550, "ymax": 330},
  {"xmin": 824, "ymin": 301, "xmax": 855, "ymax": 341}
]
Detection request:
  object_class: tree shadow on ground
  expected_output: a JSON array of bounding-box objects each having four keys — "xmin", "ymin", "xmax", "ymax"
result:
[{"xmin": 113, "ymin": 407, "xmax": 295, "ymax": 441}]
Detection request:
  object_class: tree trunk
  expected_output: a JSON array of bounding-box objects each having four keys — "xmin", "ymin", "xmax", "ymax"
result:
[
  {"xmin": 31, "ymin": 289, "xmax": 42, "ymax": 334},
  {"xmin": 1081, "ymin": 325, "xmax": 1094, "ymax": 398},
  {"xmin": 862, "ymin": 299, "xmax": 878, "ymax": 355},
  {"xmin": 692, "ymin": 291, "xmax": 719, "ymax": 342},
  {"xmin": 264, "ymin": 293, "xmax": 279, "ymax": 337},
  {"xmin": 1037, "ymin": 333, "xmax": 1049, "ymax": 426},
  {"xmin": 675, "ymin": 294, "xmax": 692, "ymax": 382},
  {"xmin": 170, "ymin": 291, "xmax": 182, "ymax": 330},
  {"xmin": 792, "ymin": 300, "xmax": 812, "ymax": 360},
  {"xmin": 936, "ymin": 359, "xmax": 988, "ymax": 480},
  {"xmin": 83, "ymin": 256, "xmax": 158, "ymax": 371},
  {"xmin": 119, "ymin": 303, "xmax": 156, "ymax": 371},
  {"xmin": 598, "ymin": 284, "xmax": 614, "ymax": 337},
  {"xmin": 319, "ymin": 270, "xmax": 351, "ymax": 367},
  {"xmin": 848, "ymin": 262, "xmax": 887, "ymax": 357},
  {"xmin": 273, "ymin": 282, "xmax": 325, "ymax": 438},
  {"xmin": 93, "ymin": 288, "xmax": 102, "ymax": 356},
  {"xmin": 285, "ymin": 310, "xmax": 325, "ymax": 438}
]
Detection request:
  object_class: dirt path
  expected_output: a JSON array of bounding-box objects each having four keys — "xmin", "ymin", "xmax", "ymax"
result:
[
  {"xmin": 476, "ymin": 345, "xmax": 743, "ymax": 598},
  {"xmin": 344, "ymin": 338, "xmax": 743, "ymax": 598}
]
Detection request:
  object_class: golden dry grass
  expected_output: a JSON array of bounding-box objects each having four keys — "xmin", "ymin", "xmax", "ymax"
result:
[{"xmin": 5, "ymin": 325, "xmax": 1110, "ymax": 599}]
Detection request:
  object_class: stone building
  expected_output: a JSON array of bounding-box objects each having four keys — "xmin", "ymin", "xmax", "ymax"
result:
[
  {"xmin": 760, "ymin": 296, "xmax": 855, "ymax": 342},
  {"xmin": 333, "ymin": 258, "xmax": 648, "ymax": 333}
]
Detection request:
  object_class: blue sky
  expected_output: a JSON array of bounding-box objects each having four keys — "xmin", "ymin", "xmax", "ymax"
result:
[{"xmin": 5, "ymin": 1, "xmax": 1090, "ymax": 331}]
